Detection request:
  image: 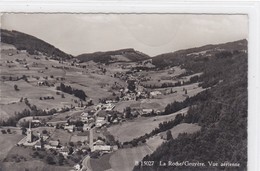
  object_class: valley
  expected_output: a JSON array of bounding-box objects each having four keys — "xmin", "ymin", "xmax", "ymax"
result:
[{"xmin": 0, "ymin": 29, "xmax": 248, "ymax": 171}]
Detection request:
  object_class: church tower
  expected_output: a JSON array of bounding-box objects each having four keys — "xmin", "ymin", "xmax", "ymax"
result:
[
  {"xmin": 26, "ymin": 121, "xmax": 33, "ymax": 143},
  {"xmin": 89, "ymin": 128, "xmax": 93, "ymax": 151}
]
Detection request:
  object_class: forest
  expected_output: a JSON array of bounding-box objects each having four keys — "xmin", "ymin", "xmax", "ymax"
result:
[
  {"xmin": 133, "ymin": 40, "xmax": 248, "ymax": 171},
  {"xmin": 56, "ymin": 83, "xmax": 87, "ymax": 101}
]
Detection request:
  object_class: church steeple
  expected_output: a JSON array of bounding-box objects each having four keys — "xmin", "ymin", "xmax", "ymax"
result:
[{"xmin": 26, "ymin": 121, "xmax": 33, "ymax": 143}]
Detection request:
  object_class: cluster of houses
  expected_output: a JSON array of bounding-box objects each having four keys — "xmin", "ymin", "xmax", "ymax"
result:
[{"xmin": 18, "ymin": 118, "xmax": 117, "ymax": 159}]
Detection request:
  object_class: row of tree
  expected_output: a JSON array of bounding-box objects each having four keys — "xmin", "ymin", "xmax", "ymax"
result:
[{"xmin": 56, "ymin": 83, "xmax": 87, "ymax": 101}]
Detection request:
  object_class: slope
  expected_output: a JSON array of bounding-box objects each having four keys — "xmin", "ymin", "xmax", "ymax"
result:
[
  {"xmin": 1, "ymin": 29, "xmax": 72, "ymax": 60},
  {"xmin": 133, "ymin": 39, "xmax": 248, "ymax": 171}
]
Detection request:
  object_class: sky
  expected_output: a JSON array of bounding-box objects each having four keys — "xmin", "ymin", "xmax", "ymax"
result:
[{"xmin": 1, "ymin": 14, "xmax": 248, "ymax": 57}]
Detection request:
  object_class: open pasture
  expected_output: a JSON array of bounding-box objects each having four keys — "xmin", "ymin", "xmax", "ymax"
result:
[
  {"xmin": 0, "ymin": 101, "xmax": 30, "ymax": 120},
  {"xmin": 0, "ymin": 160, "xmax": 71, "ymax": 171},
  {"xmin": 167, "ymin": 123, "xmax": 201, "ymax": 139},
  {"xmin": 0, "ymin": 80, "xmax": 77, "ymax": 111},
  {"xmin": 109, "ymin": 145, "xmax": 152, "ymax": 171},
  {"xmin": 89, "ymin": 153, "xmax": 112, "ymax": 171},
  {"xmin": 65, "ymin": 71, "xmax": 126, "ymax": 103},
  {"xmin": 0, "ymin": 133, "xmax": 24, "ymax": 161},
  {"xmin": 108, "ymin": 108, "xmax": 188, "ymax": 143},
  {"xmin": 49, "ymin": 129, "xmax": 72, "ymax": 146}
]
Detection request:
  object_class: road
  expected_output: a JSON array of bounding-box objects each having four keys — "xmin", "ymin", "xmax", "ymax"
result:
[
  {"xmin": 81, "ymin": 155, "xmax": 92, "ymax": 171},
  {"xmin": 80, "ymin": 112, "xmax": 98, "ymax": 171}
]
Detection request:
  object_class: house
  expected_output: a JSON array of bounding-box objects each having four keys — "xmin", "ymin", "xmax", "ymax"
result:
[
  {"xmin": 60, "ymin": 147, "xmax": 69, "ymax": 156},
  {"xmin": 103, "ymin": 103, "xmax": 115, "ymax": 111},
  {"xmin": 150, "ymin": 91, "xmax": 162, "ymax": 97},
  {"xmin": 83, "ymin": 123, "xmax": 94, "ymax": 131},
  {"xmin": 96, "ymin": 117, "xmax": 106, "ymax": 128},
  {"xmin": 80, "ymin": 112, "xmax": 89, "ymax": 122},
  {"xmin": 141, "ymin": 109, "xmax": 153, "ymax": 115},
  {"xmin": 95, "ymin": 103, "xmax": 115, "ymax": 111},
  {"xmin": 64, "ymin": 125, "xmax": 75, "ymax": 132},
  {"xmin": 112, "ymin": 118, "xmax": 119, "ymax": 124},
  {"xmin": 73, "ymin": 164, "xmax": 81, "ymax": 171},
  {"xmin": 92, "ymin": 140, "xmax": 111, "ymax": 152},
  {"xmin": 93, "ymin": 145, "xmax": 111, "ymax": 152},
  {"xmin": 95, "ymin": 104, "xmax": 103, "ymax": 110},
  {"xmin": 34, "ymin": 141, "xmax": 42, "ymax": 149},
  {"xmin": 122, "ymin": 93, "xmax": 136, "ymax": 101},
  {"xmin": 32, "ymin": 119, "xmax": 41, "ymax": 127},
  {"xmin": 49, "ymin": 140, "xmax": 59, "ymax": 147},
  {"xmin": 45, "ymin": 140, "xmax": 60, "ymax": 149}
]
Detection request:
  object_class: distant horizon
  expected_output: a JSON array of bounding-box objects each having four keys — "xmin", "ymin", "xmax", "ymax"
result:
[
  {"xmin": 1, "ymin": 28, "xmax": 247, "ymax": 58},
  {"xmin": 1, "ymin": 14, "xmax": 248, "ymax": 57}
]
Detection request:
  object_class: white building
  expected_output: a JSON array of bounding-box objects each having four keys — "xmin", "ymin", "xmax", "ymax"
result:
[
  {"xmin": 141, "ymin": 109, "xmax": 153, "ymax": 115},
  {"xmin": 92, "ymin": 140, "xmax": 111, "ymax": 152},
  {"xmin": 64, "ymin": 125, "xmax": 75, "ymax": 132},
  {"xmin": 150, "ymin": 91, "xmax": 162, "ymax": 97}
]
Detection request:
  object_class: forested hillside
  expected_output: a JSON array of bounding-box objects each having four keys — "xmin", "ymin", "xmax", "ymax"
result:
[
  {"xmin": 152, "ymin": 39, "xmax": 247, "ymax": 68},
  {"xmin": 1, "ymin": 29, "xmax": 72, "ymax": 60},
  {"xmin": 134, "ymin": 40, "xmax": 247, "ymax": 171},
  {"xmin": 76, "ymin": 48, "xmax": 150, "ymax": 63}
]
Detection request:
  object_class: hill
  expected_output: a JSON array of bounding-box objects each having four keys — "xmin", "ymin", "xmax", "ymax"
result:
[
  {"xmin": 133, "ymin": 39, "xmax": 248, "ymax": 171},
  {"xmin": 152, "ymin": 39, "xmax": 247, "ymax": 68},
  {"xmin": 0, "ymin": 29, "xmax": 72, "ymax": 60},
  {"xmin": 76, "ymin": 48, "xmax": 150, "ymax": 64}
]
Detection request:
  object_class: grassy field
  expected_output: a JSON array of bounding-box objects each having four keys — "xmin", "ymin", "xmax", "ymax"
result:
[
  {"xmin": 49, "ymin": 129, "xmax": 72, "ymax": 146},
  {"xmin": 109, "ymin": 145, "xmax": 152, "ymax": 171},
  {"xmin": 108, "ymin": 108, "xmax": 188, "ymax": 142},
  {"xmin": 32, "ymin": 126, "xmax": 55, "ymax": 135},
  {"xmin": 0, "ymin": 160, "xmax": 71, "ymax": 171},
  {"xmin": 0, "ymin": 133, "xmax": 24, "ymax": 161},
  {"xmin": 0, "ymin": 102, "xmax": 30, "ymax": 120},
  {"xmin": 145, "ymin": 135, "xmax": 164, "ymax": 151},
  {"xmin": 1, "ymin": 46, "xmax": 111, "ymax": 120},
  {"xmin": 166, "ymin": 123, "xmax": 201, "ymax": 139},
  {"xmin": 89, "ymin": 153, "xmax": 112, "ymax": 171}
]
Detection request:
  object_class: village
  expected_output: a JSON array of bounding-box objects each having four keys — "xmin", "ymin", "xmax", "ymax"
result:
[{"xmin": 1, "ymin": 41, "xmax": 205, "ymax": 171}]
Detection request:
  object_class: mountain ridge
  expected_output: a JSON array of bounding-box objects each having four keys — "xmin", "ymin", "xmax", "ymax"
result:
[
  {"xmin": 0, "ymin": 29, "xmax": 73, "ymax": 60},
  {"xmin": 152, "ymin": 39, "xmax": 247, "ymax": 67},
  {"xmin": 76, "ymin": 48, "xmax": 150, "ymax": 63}
]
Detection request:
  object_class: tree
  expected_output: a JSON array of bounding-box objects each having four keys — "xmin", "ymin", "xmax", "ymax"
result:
[
  {"xmin": 125, "ymin": 107, "xmax": 132, "ymax": 119},
  {"xmin": 46, "ymin": 156, "xmax": 55, "ymax": 165},
  {"xmin": 7, "ymin": 129, "xmax": 11, "ymax": 134},
  {"xmin": 21, "ymin": 127, "xmax": 27, "ymax": 135},
  {"xmin": 68, "ymin": 147, "xmax": 74, "ymax": 155},
  {"xmin": 166, "ymin": 130, "xmax": 173, "ymax": 140},
  {"xmin": 1, "ymin": 130, "xmax": 7, "ymax": 134},
  {"xmin": 14, "ymin": 84, "xmax": 19, "ymax": 91},
  {"xmin": 58, "ymin": 153, "xmax": 65, "ymax": 165},
  {"xmin": 127, "ymin": 80, "xmax": 136, "ymax": 92}
]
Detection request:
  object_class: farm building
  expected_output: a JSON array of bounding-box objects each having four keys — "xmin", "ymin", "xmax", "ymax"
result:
[
  {"xmin": 34, "ymin": 141, "xmax": 42, "ymax": 149},
  {"xmin": 60, "ymin": 147, "xmax": 70, "ymax": 157},
  {"xmin": 83, "ymin": 123, "xmax": 94, "ymax": 131},
  {"xmin": 141, "ymin": 109, "xmax": 153, "ymax": 115},
  {"xmin": 64, "ymin": 125, "xmax": 75, "ymax": 132},
  {"xmin": 150, "ymin": 91, "xmax": 162, "ymax": 97},
  {"xmin": 45, "ymin": 140, "xmax": 60, "ymax": 149},
  {"xmin": 92, "ymin": 140, "xmax": 112, "ymax": 152}
]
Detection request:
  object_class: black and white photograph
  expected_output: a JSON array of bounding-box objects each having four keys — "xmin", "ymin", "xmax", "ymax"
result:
[{"xmin": 0, "ymin": 13, "xmax": 250, "ymax": 171}]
